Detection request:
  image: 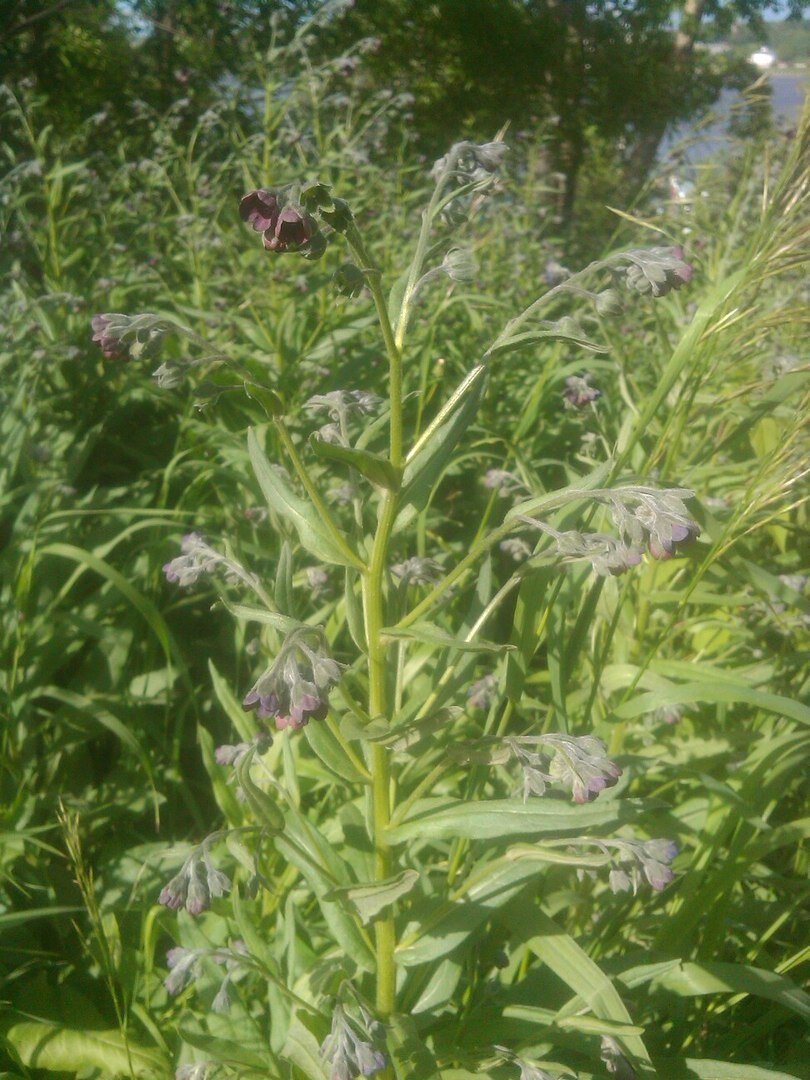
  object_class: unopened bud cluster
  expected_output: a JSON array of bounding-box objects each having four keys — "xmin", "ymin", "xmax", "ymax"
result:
[
  {"xmin": 163, "ymin": 532, "xmax": 260, "ymax": 590},
  {"xmin": 505, "ymin": 734, "xmax": 622, "ymax": 804},
  {"xmin": 91, "ymin": 312, "xmax": 173, "ymax": 361},
  {"xmin": 522, "ymin": 485, "xmax": 700, "ymax": 576},
  {"xmin": 320, "ymin": 1003, "xmax": 388, "ymax": 1080},
  {"xmin": 616, "ymin": 245, "xmax": 694, "ymax": 298}
]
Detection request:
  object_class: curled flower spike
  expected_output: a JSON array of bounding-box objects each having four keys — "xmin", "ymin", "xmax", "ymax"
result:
[
  {"xmin": 90, "ymin": 311, "xmax": 173, "ymax": 361},
  {"xmin": 563, "ymin": 374, "xmax": 601, "ymax": 409},
  {"xmin": 441, "ymin": 247, "xmax": 478, "ymax": 283},
  {"xmin": 215, "ymin": 732, "xmax": 272, "ymax": 768},
  {"xmin": 618, "ymin": 245, "xmax": 694, "ymax": 297},
  {"xmin": 505, "ymin": 734, "xmax": 621, "ymax": 804},
  {"xmin": 163, "ymin": 532, "xmax": 261, "ymax": 591},
  {"xmin": 320, "ymin": 1004, "xmax": 387, "ymax": 1080},
  {"xmin": 242, "ymin": 629, "xmax": 343, "ymax": 732},
  {"xmin": 305, "ymin": 390, "xmax": 382, "ymax": 421},
  {"xmin": 606, "ymin": 837, "xmax": 678, "ymax": 894}
]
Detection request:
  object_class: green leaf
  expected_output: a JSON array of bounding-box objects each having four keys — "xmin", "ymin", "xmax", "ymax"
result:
[
  {"xmin": 303, "ymin": 719, "xmax": 369, "ymax": 784},
  {"xmin": 618, "ymin": 960, "xmax": 810, "ymax": 1022},
  {"xmin": 2, "ymin": 1021, "xmax": 168, "ymax": 1077},
  {"xmin": 388, "ymin": 1014, "xmax": 442, "ymax": 1080},
  {"xmin": 275, "ymin": 806, "xmax": 376, "ymax": 971},
  {"xmin": 328, "ymin": 869, "xmax": 420, "ymax": 925},
  {"xmin": 310, "ymin": 434, "xmax": 402, "ymax": 491},
  {"xmin": 504, "ymin": 1004, "xmax": 646, "ymax": 1038},
  {"xmin": 396, "ymin": 858, "xmax": 544, "ymax": 967},
  {"xmin": 386, "ymin": 796, "xmax": 644, "ymax": 843},
  {"xmin": 654, "ymin": 1061, "xmax": 802, "ymax": 1080},
  {"xmin": 244, "ymin": 381, "xmax": 285, "ymax": 417},
  {"xmin": 612, "ymin": 683, "xmax": 810, "ymax": 727},
  {"xmin": 381, "ymin": 621, "xmax": 515, "ymax": 654},
  {"xmin": 397, "ymin": 364, "xmax": 487, "ymax": 532},
  {"xmin": 248, "ymin": 428, "xmax": 358, "ymax": 567},
  {"xmin": 179, "ymin": 1029, "xmax": 271, "ymax": 1070},
  {"xmin": 235, "ymin": 753, "xmax": 285, "ymax": 834},
  {"xmin": 218, "ymin": 598, "xmax": 303, "ymax": 635},
  {"xmin": 275, "ymin": 540, "xmax": 294, "ymax": 616},
  {"xmin": 489, "ymin": 322, "xmax": 609, "ymax": 357},
  {"xmin": 504, "ymin": 908, "xmax": 654, "ymax": 1071}
]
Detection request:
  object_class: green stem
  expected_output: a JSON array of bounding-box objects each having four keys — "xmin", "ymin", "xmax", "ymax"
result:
[
  {"xmin": 362, "ymin": 492, "xmax": 399, "ymax": 1017},
  {"xmin": 346, "ymin": 225, "xmax": 404, "ymax": 468}
]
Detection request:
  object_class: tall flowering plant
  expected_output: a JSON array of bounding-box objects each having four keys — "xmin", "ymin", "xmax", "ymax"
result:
[{"xmin": 96, "ymin": 141, "xmax": 697, "ymax": 1079}]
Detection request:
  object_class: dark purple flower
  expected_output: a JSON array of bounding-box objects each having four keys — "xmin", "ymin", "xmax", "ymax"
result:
[
  {"xmin": 263, "ymin": 205, "xmax": 314, "ymax": 252},
  {"xmin": 239, "ymin": 189, "xmax": 280, "ymax": 232},
  {"xmin": 91, "ymin": 314, "xmax": 125, "ymax": 359}
]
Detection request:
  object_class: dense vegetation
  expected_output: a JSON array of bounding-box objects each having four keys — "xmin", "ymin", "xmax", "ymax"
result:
[{"xmin": 1, "ymin": 8, "xmax": 809, "ymax": 1080}]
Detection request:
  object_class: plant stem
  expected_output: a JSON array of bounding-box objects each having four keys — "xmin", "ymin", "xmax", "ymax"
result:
[
  {"xmin": 363, "ymin": 491, "xmax": 399, "ymax": 1017},
  {"xmin": 346, "ymin": 225, "xmax": 404, "ymax": 469}
]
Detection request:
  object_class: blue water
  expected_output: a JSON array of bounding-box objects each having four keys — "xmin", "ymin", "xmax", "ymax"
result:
[{"xmin": 664, "ymin": 72, "xmax": 808, "ymax": 162}]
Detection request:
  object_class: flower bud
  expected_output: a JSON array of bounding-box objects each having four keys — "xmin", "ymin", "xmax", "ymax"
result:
[
  {"xmin": 595, "ymin": 288, "xmax": 623, "ymax": 316},
  {"xmin": 333, "ymin": 262, "xmax": 366, "ymax": 297},
  {"xmin": 441, "ymin": 247, "xmax": 478, "ymax": 284}
]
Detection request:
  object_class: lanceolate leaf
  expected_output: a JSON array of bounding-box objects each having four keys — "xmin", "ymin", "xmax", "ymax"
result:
[
  {"xmin": 327, "ymin": 868, "xmax": 420, "ymax": 924},
  {"xmin": 381, "ymin": 621, "xmax": 515, "ymax": 654},
  {"xmin": 385, "ymin": 796, "xmax": 645, "ymax": 843},
  {"xmin": 2, "ymin": 1021, "xmax": 168, "ymax": 1077},
  {"xmin": 248, "ymin": 428, "xmax": 359, "ymax": 567},
  {"xmin": 309, "ymin": 434, "xmax": 402, "ymax": 491}
]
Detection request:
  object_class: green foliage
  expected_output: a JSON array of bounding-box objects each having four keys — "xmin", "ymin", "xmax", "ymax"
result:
[{"xmin": 0, "ymin": 28, "xmax": 808, "ymax": 1080}]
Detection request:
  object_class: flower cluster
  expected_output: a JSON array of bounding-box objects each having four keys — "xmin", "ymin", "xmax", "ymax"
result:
[
  {"xmin": 618, "ymin": 245, "xmax": 694, "ymax": 297},
  {"xmin": 239, "ymin": 189, "xmax": 327, "ymax": 258},
  {"xmin": 467, "ymin": 673, "xmax": 499, "ymax": 710},
  {"xmin": 176, "ymin": 1065, "xmax": 216, "ymax": 1080},
  {"xmin": 500, "ymin": 537, "xmax": 533, "ymax": 562},
  {"xmin": 534, "ymin": 525, "xmax": 643, "ymax": 578},
  {"xmin": 320, "ymin": 1004, "xmax": 387, "ymax": 1080},
  {"xmin": 90, "ymin": 311, "xmax": 173, "ymax": 361},
  {"xmin": 605, "ymin": 837, "xmax": 678, "ymax": 893},
  {"xmin": 521, "ymin": 485, "xmax": 700, "ymax": 576},
  {"xmin": 562, "ymin": 374, "xmax": 601, "ymax": 409},
  {"xmin": 305, "ymin": 390, "xmax": 382, "ymax": 423},
  {"xmin": 158, "ymin": 844, "xmax": 231, "ymax": 915},
  {"xmin": 484, "ymin": 469, "xmax": 525, "ymax": 499},
  {"xmin": 606, "ymin": 486, "xmax": 701, "ymax": 560},
  {"xmin": 242, "ymin": 629, "xmax": 343, "ymax": 731},
  {"xmin": 163, "ymin": 532, "xmax": 260, "ymax": 590},
  {"xmin": 391, "ymin": 556, "xmax": 443, "ymax": 586},
  {"xmin": 505, "ymin": 734, "xmax": 622, "ymax": 804},
  {"xmin": 164, "ymin": 940, "xmax": 249, "ymax": 1014},
  {"xmin": 432, "ymin": 140, "xmax": 509, "ymax": 182},
  {"xmin": 214, "ymin": 730, "xmax": 273, "ymax": 768}
]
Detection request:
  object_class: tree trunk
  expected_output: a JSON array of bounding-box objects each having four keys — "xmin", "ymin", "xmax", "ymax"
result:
[{"xmin": 624, "ymin": 0, "xmax": 708, "ymax": 191}]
